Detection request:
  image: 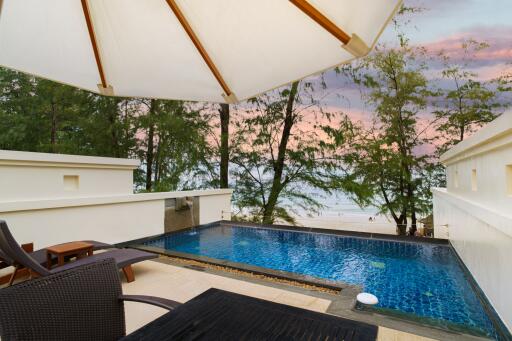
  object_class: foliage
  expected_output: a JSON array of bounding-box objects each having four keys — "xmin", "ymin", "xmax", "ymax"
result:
[
  {"xmin": 230, "ymin": 81, "xmax": 342, "ymax": 225},
  {"xmin": 496, "ymin": 62, "xmax": 512, "ymax": 94},
  {"xmin": 74, "ymin": 95, "xmax": 138, "ymax": 158},
  {"xmin": 135, "ymin": 99, "xmax": 214, "ymax": 192},
  {"xmin": 434, "ymin": 40, "xmax": 504, "ymax": 150},
  {"xmin": 0, "ymin": 70, "xmax": 80, "ymax": 152},
  {"xmin": 0, "ymin": 67, "xmax": 212, "ymax": 193},
  {"xmin": 328, "ymin": 44, "xmax": 443, "ymax": 235}
]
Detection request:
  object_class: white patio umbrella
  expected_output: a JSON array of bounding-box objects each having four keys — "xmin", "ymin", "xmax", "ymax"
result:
[{"xmin": 0, "ymin": 0, "xmax": 401, "ymax": 103}]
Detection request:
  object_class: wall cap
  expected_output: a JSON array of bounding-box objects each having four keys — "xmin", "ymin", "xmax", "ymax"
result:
[
  {"xmin": 0, "ymin": 150, "xmax": 140, "ymax": 169},
  {"xmin": 440, "ymin": 111, "xmax": 512, "ymax": 165},
  {"xmin": 0, "ymin": 189, "xmax": 233, "ymax": 213},
  {"xmin": 432, "ymin": 187, "xmax": 512, "ymax": 238}
]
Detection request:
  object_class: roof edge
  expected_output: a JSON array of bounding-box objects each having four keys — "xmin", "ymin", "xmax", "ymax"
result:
[{"xmin": 440, "ymin": 111, "xmax": 512, "ymax": 164}]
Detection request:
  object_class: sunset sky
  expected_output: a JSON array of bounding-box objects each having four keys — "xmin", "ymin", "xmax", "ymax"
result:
[{"xmin": 316, "ymin": 0, "xmax": 512, "ymax": 126}]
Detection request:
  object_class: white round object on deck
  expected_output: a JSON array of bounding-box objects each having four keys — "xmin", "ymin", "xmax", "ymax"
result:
[{"xmin": 357, "ymin": 293, "xmax": 379, "ymax": 305}]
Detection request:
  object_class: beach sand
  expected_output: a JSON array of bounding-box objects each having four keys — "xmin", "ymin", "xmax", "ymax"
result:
[{"xmin": 291, "ymin": 213, "xmax": 397, "ymax": 235}]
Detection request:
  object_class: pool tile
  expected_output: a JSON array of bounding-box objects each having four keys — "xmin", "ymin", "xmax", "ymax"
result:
[{"xmin": 142, "ymin": 225, "xmax": 499, "ymax": 338}]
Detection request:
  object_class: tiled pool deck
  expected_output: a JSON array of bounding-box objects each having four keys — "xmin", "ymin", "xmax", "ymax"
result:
[{"xmin": 122, "ymin": 259, "xmax": 487, "ymax": 341}]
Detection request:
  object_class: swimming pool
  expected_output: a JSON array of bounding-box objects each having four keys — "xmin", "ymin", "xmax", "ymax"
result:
[{"xmin": 141, "ymin": 224, "xmax": 500, "ymax": 339}]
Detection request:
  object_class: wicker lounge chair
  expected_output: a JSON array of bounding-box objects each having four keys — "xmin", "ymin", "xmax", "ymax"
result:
[
  {"xmin": 0, "ymin": 220, "xmax": 157, "ymax": 283},
  {"xmin": 0, "ymin": 258, "xmax": 180, "ymax": 341}
]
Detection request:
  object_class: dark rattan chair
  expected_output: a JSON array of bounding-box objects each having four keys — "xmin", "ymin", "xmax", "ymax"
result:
[
  {"xmin": 0, "ymin": 258, "xmax": 181, "ymax": 341},
  {"xmin": 0, "ymin": 220, "xmax": 157, "ymax": 282}
]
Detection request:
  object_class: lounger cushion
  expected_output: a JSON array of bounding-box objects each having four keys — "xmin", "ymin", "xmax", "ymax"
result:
[{"xmin": 81, "ymin": 240, "xmax": 114, "ymax": 250}]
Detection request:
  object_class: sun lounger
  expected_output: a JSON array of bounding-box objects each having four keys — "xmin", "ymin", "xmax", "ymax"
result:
[{"xmin": 0, "ymin": 220, "xmax": 157, "ymax": 283}]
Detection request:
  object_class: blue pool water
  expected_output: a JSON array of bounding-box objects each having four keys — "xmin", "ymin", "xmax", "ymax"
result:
[{"xmin": 144, "ymin": 225, "xmax": 499, "ymax": 338}]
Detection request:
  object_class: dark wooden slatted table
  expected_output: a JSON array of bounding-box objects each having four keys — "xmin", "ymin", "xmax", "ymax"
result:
[{"xmin": 122, "ymin": 288, "xmax": 378, "ymax": 341}]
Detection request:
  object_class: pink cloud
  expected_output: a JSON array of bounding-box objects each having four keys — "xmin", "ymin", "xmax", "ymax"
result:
[
  {"xmin": 423, "ymin": 26, "xmax": 512, "ymax": 66},
  {"xmin": 475, "ymin": 63, "xmax": 512, "ymax": 81}
]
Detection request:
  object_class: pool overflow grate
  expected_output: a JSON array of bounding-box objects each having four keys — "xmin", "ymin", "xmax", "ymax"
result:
[{"xmin": 163, "ymin": 256, "xmax": 342, "ymax": 295}]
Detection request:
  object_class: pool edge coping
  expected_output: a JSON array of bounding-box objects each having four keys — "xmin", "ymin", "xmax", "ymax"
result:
[
  {"xmin": 117, "ymin": 219, "xmax": 451, "ymax": 248},
  {"xmin": 132, "ymin": 244, "xmax": 360, "ymax": 293}
]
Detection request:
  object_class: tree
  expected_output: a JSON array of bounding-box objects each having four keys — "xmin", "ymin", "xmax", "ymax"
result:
[
  {"xmin": 0, "ymin": 67, "xmax": 213, "ymax": 193},
  {"xmin": 0, "ymin": 68, "xmax": 38, "ymax": 151},
  {"xmin": 230, "ymin": 81, "xmax": 341, "ymax": 224},
  {"xmin": 435, "ymin": 40, "xmax": 503, "ymax": 149},
  {"xmin": 34, "ymin": 80, "xmax": 82, "ymax": 153},
  {"xmin": 69, "ymin": 95, "xmax": 138, "ymax": 158},
  {"xmin": 0, "ymin": 68, "xmax": 81, "ymax": 153},
  {"xmin": 329, "ymin": 45, "xmax": 442, "ymax": 235},
  {"xmin": 496, "ymin": 62, "xmax": 512, "ymax": 95},
  {"xmin": 135, "ymin": 99, "xmax": 213, "ymax": 192},
  {"xmin": 219, "ymin": 103, "xmax": 230, "ymax": 188},
  {"xmin": 141, "ymin": 99, "xmax": 157, "ymax": 191}
]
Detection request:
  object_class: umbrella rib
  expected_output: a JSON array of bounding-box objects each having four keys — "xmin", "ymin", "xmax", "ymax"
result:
[
  {"xmin": 289, "ymin": 0, "xmax": 351, "ymax": 45},
  {"xmin": 165, "ymin": 0, "xmax": 232, "ymax": 99},
  {"xmin": 81, "ymin": 0, "xmax": 108, "ymax": 91}
]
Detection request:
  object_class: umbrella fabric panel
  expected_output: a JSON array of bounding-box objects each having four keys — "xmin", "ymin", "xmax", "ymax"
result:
[
  {"xmin": 308, "ymin": 0, "xmax": 401, "ymax": 48},
  {"xmin": 87, "ymin": 0, "xmax": 225, "ymax": 102},
  {"xmin": 177, "ymin": 0, "xmax": 354, "ymax": 102},
  {"xmin": 0, "ymin": 0, "xmax": 402, "ymax": 103},
  {"xmin": 0, "ymin": 0, "xmax": 100, "ymax": 93}
]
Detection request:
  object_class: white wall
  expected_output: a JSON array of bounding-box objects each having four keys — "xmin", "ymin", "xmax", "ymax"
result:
[
  {"xmin": 433, "ymin": 189, "xmax": 512, "ymax": 331},
  {"xmin": 0, "ymin": 150, "xmax": 233, "ymax": 248},
  {"xmin": 0, "ymin": 166, "xmax": 135, "ymax": 201},
  {"xmin": 445, "ymin": 141, "xmax": 512, "ymax": 214},
  {"xmin": 0, "ymin": 189, "xmax": 233, "ymax": 248},
  {"xmin": 442, "ymin": 112, "xmax": 512, "ymax": 215},
  {"xmin": 433, "ymin": 112, "xmax": 512, "ymax": 333},
  {"xmin": 0, "ymin": 200, "xmax": 165, "ymax": 247},
  {"xmin": 199, "ymin": 193, "xmax": 232, "ymax": 224},
  {"xmin": 0, "ymin": 149, "xmax": 139, "ymax": 201}
]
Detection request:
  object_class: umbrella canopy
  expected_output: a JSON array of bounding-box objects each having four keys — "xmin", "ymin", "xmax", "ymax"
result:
[{"xmin": 0, "ymin": 0, "xmax": 401, "ymax": 103}]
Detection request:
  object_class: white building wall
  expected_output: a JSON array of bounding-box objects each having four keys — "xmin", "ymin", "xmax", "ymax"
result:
[
  {"xmin": 444, "ymin": 137, "xmax": 512, "ymax": 214},
  {"xmin": 0, "ymin": 166, "xmax": 135, "ymax": 201},
  {"xmin": 0, "ymin": 150, "xmax": 233, "ymax": 248},
  {"xmin": 433, "ymin": 112, "xmax": 512, "ymax": 332},
  {"xmin": 0, "ymin": 150, "xmax": 138, "ymax": 201},
  {"xmin": 433, "ymin": 189, "xmax": 512, "ymax": 331},
  {"xmin": 0, "ymin": 200, "xmax": 164, "ymax": 247},
  {"xmin": 199, "ymin": 194, "xmax": 232, "ymax": 224}
]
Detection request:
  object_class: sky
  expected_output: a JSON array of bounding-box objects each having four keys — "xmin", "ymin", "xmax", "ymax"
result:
[
  {"xmin": 313, "ymin": 0, "xmax": 512, "ymax": 130},
  {"xmin": 393, "ymin": 0, "xmax": 512, "ymax": 45},
  {"xmin": 402, "ymin": 0, "xmax": 512, "ymax": 80}
]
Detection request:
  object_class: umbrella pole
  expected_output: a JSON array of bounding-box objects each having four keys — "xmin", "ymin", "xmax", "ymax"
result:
[
  {"xmin": 81, "ymin": 0, "xmax": 113, "ymax": 96},
  {"xmin": 289, "ymin": 0, "xmax": 370, "ymax": 57}
]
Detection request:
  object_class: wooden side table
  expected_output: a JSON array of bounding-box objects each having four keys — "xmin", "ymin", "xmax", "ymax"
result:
[{"xmin": 46, "ymin": 241, "xmax": 94, "ymax": 269}]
